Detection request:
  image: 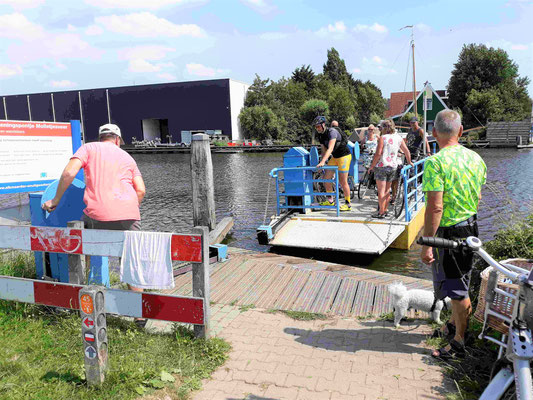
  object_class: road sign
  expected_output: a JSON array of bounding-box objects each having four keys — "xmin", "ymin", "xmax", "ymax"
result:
[
  {"xmin": 82, "ymin": 316, "xmax": 94, "ymax": 329},
  {"xmin": 84, "ymin": 332, "xmax": 95, "ymax": 343},
  {"xmin": 85, "ymin": 345, "xmax": 97, "ymax": 359},
  {"xmin": 80, "ymin": 294, "xmax": 94, "ymax": 314}
]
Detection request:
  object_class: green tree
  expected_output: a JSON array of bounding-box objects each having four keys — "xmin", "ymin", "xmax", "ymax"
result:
[
  {"xmin": 300, "ymin": 99, "xmax": 329, "ymax": 143},
  {"xmin": 291, "ymin": 65, "xmax": 316, "ymax": 90},
  {"xmin": 244, "ymin": 74, "xmax": 274, "ymax": 107},
  {"xmin": 238, "ymin": 105, "xmax": 287, "ymax": 140},
  {"xmin": 447, "ymin": 44, "xmax": 531, "ymax": 127},
  {"xmin": 323, "ymin": 48, "xmax": 350, "ymax": 86},
  {"xmin": 328, "ymin": 86, "xmax": 356, "ymax": 129}
]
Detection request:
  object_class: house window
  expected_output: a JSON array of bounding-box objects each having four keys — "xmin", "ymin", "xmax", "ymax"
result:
[{"xmin": 425, "ymin": 98, "xmax": 433, "ymax": 111}]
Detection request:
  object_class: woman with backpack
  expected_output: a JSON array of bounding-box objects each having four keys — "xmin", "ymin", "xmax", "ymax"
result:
[{"xmin": 313, "ymin": 116, "xmax": 352, "ymax": 212}]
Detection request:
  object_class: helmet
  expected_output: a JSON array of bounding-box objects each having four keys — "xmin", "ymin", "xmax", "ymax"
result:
[{"xmin": 312, "ymin": 116, "xmax": 326, "ymax": 126}]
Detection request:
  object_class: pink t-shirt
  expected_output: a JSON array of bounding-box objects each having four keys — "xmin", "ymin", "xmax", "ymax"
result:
[{"xmin": 72, "ymin": 142, "xmax": 142, "ymax": 221}]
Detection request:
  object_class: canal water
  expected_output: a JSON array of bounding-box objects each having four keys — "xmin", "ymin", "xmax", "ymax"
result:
[{"xmin": 134, "ymin": 148, "xmax": 532, "ymax": 280}]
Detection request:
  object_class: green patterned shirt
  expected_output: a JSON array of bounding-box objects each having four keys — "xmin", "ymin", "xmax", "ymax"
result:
[{"xmin": 422, "ymin": 144, "xmax": 486, "ymax": 227}]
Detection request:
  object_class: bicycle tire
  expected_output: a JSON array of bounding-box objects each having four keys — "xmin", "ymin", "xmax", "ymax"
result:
[
  {"xmin": 358, "ymin": 171, "xmax": 370, "ymax": 199},
  {"xmin": 393, "ymin": 180, "xmax": 405, "ymax": 218}
]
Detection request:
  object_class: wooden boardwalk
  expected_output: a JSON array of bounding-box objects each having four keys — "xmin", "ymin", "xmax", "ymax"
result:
[{"xmin": 165, "ymin": 247, "xmax": 433, "ymax": 319}]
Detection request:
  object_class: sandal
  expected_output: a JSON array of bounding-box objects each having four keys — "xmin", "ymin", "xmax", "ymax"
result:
[
  {"xmin": 371, "ymin": 212, "xmax": 386, "ymax": 219},
  {"xmin": 431, "ymin": 322, "xmax": 456, "ymax": 340},
  {"xmin": 432, "ymin": 339, "xmax": 465, "ymax": 360}
]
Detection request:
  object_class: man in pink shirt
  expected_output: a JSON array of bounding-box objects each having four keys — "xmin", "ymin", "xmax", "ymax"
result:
[{"xmin": 42, "ymin": 123, "xmax": 147, "ymax": 324}]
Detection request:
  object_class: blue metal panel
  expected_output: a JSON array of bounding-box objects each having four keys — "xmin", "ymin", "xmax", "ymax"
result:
[
  {"xmin": 29, "ymin": 193, "xmax": 45, "ymax": 279},
  {"xmin": 283, "ymin": 147, "xmax": 311, "ymax": 207}
]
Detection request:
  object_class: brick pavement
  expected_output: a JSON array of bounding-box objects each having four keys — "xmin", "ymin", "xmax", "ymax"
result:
[{"xmin": 191, "ymin": 305, "xmax": 453, "ymax": 400}]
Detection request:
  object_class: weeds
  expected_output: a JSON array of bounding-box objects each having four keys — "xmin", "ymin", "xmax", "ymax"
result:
[
  {"xmin": 278, "ymin": 310, "xmax": 328, "ymax": 321},
  {"xmin": 238, "ymin": 304, "xmax": 255, "ymax": 313}
]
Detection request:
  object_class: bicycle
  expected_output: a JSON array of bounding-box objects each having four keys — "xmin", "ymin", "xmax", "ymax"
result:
[
  {"xmin": 357, "ymin": 169, "xmax": 376, "ymax": 200},
  {"xmin": 417, "ymin": 235, "xmax": 533, "ymax": 400}
]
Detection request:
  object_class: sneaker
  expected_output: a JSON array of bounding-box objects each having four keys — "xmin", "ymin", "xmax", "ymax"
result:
[
  {"xmin": 371, "ymin": 212, "xmax": 385, "ymax": 219},
  {"xmin": 340, "ymin": 203, "xmax": 351, "ymax": 212},
  {"xmin": 319, "ymin": 200, "xmax": 335, "ymax": 206}
]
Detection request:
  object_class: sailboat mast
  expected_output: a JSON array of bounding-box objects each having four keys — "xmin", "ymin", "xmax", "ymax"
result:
[{"xmin": 411, "ymin": 29, "xmax": 417, "ymax": 117}]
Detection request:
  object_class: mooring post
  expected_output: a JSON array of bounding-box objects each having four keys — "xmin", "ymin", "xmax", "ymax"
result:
[
  {"xmin": 67, "ymin": 220, "xmax": 86, "ymax": 284},
  {"xmin": 191, "ymin": 133, "xmax": 216, "ymax": 230},
  {"xmin": 192, "ymin": 226, "xmax": 211, "ymax": 338},
  {"xmin": 79, "ymin": 286, "xmax": 108, "ymax": 385}
]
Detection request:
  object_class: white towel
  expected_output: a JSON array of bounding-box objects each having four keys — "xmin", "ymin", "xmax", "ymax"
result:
[{"xmin": 120, "ymin": 231, "xmax": 175, "ymax": 290}]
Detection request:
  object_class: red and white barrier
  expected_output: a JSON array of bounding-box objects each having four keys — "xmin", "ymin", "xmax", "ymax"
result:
[
  {"xmin": 0, "ymin": 276, "xmax": 204, "ymax": 325},
  {"xmin": 0, "ymin": 225, "xmax": 202, "ymax": 262}
]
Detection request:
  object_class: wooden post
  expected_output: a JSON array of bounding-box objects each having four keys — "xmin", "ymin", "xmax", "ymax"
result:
[
  {"xmin": 192, "ymin": 226, "xmax": 210, "ymax": 338},
  {"xmin": 79, "ymin": 286, "xmax": 108, "ymax": 385},
  {"xmin": 191, "ymin": 134, "xmax": 216, "ymax": 230},
  {"xmin": 67, "ymin": 220, "xmax": 86, "ymax": 284}
]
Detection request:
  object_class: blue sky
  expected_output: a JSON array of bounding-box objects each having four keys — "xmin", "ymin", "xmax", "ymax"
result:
[{"xmin": 0, "ymin": 0, "xmax": 531, "ymax": 101}]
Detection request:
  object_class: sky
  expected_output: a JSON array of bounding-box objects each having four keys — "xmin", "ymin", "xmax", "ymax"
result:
[{"xmin": 0, "ymin": 0, "xmax": 531, "ymax": 99}]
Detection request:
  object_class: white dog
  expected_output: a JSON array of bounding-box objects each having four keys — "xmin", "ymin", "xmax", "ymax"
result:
[{"xmin": 388, "ymin": 282, "xmax": 452, "ymax": 327}]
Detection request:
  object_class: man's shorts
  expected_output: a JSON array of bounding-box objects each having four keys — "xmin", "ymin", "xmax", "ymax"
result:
[
  {"xmin": 374, "ymin": 166, "xmax": 397, "ymax": 182},
  {"xmin": 327, "ymin": 154, "xmax": 352, "ymax": 173},
  {"xmin": 432, "ymin": 217, "xmax": 478, "ymax": 300},
  {"xmin": 83, "ymin": 214, "xmax": 141, "ymax": 231}
]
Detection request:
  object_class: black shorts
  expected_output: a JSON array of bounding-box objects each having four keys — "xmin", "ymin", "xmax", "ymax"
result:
[
  {"xmin": 82, "ymin": 214, "xmax": 141, "ymax": 231},
  {"xmin": 432, "ymin": 216, "xmax": 478, "ymax": 300}
]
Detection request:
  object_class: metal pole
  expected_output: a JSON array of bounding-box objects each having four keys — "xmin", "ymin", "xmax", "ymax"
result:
[
  {"xmin": 412, "ymin": 33, "xmax": 417, "ymax": 117},
  {"xmin": 423, "ymin": 89, "xmax": 427, "ymax": 156},
  {"xmin": 3, "ymin": 97, "xmax": 7, "ymax": 120},
  {"xmin": 27, "ymin": 95, "xmax": 32, "ymax": 121},
  {"xmin": 78, "ymin": 91, "xmax": 85, "ymax": 143},
  {"xmin": 51, "ymin": 93, "xmax": 56, "ymax": 122},
  {"xmin": 105, "ymin": 89, "xmax": 111, "ymax": 123}
]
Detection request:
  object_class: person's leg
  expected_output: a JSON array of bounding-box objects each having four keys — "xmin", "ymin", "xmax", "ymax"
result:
[
  {"xmin": 323, "ymin": 169, "xmax": 335, "ymax": 202},
  {"xmin": 451, "ymin": 297, "xmax": 471, "ymax": 343},
  {"xmin": 339, "ymin": 172, "xmax": 350, "ymax": 203},
  {"xmin": 375, "ymin": 179, "xmax": 387, "ymax": 214},
  {"xmin": 383, "ymin": 180, "xmax": 393, "ymax": 213}
]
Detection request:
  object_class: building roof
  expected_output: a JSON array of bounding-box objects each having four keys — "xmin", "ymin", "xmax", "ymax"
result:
[{"xmin": 385, "ymin": 87, "xmax": 447, "ymax": 118}]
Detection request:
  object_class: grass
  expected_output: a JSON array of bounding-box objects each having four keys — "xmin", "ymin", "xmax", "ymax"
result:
[
  {"xmin": 276, "ymin": 310, "xmax": 329, "ymax": 321},
  {"xmin": 0, "ymin": 252, "xmax": 231, "ymax": 400}
]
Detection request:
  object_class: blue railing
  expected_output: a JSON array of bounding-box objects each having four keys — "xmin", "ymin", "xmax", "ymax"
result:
[
  {"xmin": 398, "ymin": 158, "xmax": 427, "ymax": 222},
  {"xmin": 269, "ymin": 166, "xmax": 340, "ymax": 217}
]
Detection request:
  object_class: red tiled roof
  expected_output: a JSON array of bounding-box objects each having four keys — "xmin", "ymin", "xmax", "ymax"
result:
[{"xmin": 385, "ymin": 91, "xmax": 419, "ymax": 118}]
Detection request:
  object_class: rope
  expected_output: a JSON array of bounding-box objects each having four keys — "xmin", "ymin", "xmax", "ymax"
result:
[{"xmin": 263, "ymin": 177, "xmax": 272, "ymax": 225}]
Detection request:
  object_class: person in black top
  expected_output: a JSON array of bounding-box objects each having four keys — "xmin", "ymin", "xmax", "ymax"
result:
[
  {"xmin": 313, "ymin": 116, "xmax": 352, "ymax": 212},
  {"xmin": 406, "ymin": 116, "xmax": 431, "ymax": 159}
]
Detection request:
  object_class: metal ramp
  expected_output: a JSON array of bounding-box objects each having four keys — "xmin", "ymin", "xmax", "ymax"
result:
[{"xmin": 269, "ymin": 217, "xmax": 405, "ymax": 254}]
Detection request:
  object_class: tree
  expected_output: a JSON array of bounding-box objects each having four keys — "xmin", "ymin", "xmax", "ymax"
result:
[
  {"xmin": 238, "ymin": 105, "xmax": 287, "ymax": 140},
  {"xmin": 244, "ymin": 74, "xmax": 273, "ymax": 107},
  {"xmin": 291, "ymin": 65, "xmax": 316, "ymax": 90},
  {"xmin": 300, "ymin": 99, "xmax": 329, "ymax": 143},
  {"xmin": 447, "ymin": 44, "xmax": 531, "ymax": 127},
  {"xmin": 328, "ymin": 86, "xmax": 357, "ymax": 129},
  {"xmin": 323, "ymin": 48, "xmax": 350, "ymax": 86}
]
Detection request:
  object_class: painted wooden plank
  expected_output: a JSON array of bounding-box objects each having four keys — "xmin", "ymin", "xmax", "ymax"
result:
[
  {"xmin": 105, "ymin": 289, "xmax": 143, "ymax": 318},
  {"xmin": 350, "ymin": 280, "xmax": 376, "ymax": 317},
  {"xmin": 290, "ymin": 272, "xmax": 328, "ymax": 312},
  {"xmin": 330, "ymin": 278, "xmax": 359, "ymax": 316},
  {"xmin": 237, "ymin": 263, "xmax": 283, "ymax": 306},
  {"xmin": 372, "ymin": 284, "xmax": 393, "ymax": 317},
  {"xmin": 217, "ymin": 262, "xmax": 272, "ymax": 305},
  {"xmin": 211, "ymin": 260, "xmax": 258, "ymax": 303},
  {"xmin": 33, "ymin": 280, "xmax": 81, "ymax": 309},
  {"xmin": 0, "ymin": 226, "xmax": 30, "ymax": 250},
  {"xmin": 0, "ymin": 277, "xmax": 34, "ymax": 303},
  {"xmin": 141, "ymin": 292, "xmax": 204, "ymax": 324},
  {"xmin": 254, "ymin": 266, "xmax": 298, "ymax": 309},
  {"xmin": 308, "ymin": 274, "xmax": 342, "ymax": 314},
  {"xmin": 273, "ymin": 270, "xmax": 311, "ymax": 310}
]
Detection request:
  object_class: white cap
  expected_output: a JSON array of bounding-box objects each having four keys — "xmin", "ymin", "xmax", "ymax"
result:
[{"xmin": 98, "ymin": 123, "xmax": 124, "ymax": 144}]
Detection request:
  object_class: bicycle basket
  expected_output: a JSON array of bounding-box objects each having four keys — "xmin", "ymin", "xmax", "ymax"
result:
[{"xmin": 473, "ymin": 259, "xmax": 533, "ymax": 334}]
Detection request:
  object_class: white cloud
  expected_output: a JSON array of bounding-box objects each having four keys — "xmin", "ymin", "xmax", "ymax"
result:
[
  {"xmin": 259, "ymin": 32, "xmax": 287, "ymax": 40},
  {"xmin": 0, "ymin": 0, "xmax": 45, "ymax": 10},
  {"xmin": 511, "ymin": 43, "xmax": 529, "ymax": 50},
  {"xmin": 0, "ymin": 13, "xmax": 43, "ymax": 40},
  {"xmin": 67, "ymin": 24, "xmax": 77, "ymax": 32},
  {"xmin": 50, "ymin": 80, "xmax": 77, "ymax": 88},
  {"xmin": 352, "ymin": 68, "xmax": 362, "ymax": 74},
  {"xmin": 85, "ymin": 24, "xmax": 104, "ymax": 35},
  {"xmin": 354, "ymin": 23, "xmax": 388, "ymax": 34},
  {"xmin": 43, "ymin": 62, "xmax": 67, "ymax": 72},
  {"xmin": 486, "ymin": 39, "xmax": 530, "ymax": 52},
  {"xmin": 118, "ymin": 45, "xmax": 175, "ymax": 61},
  {"xmin": 240, "ymin": 0, "xmax": 277, "ymax": 14},
  {"xmin": 316, "ymin": 21, "xmax": 347, "ymax": 37},
  {"xmin": 0, "ymin": 64, "xmax": 22, "ymax": 78},
  {"xmin": 415, "ymin": 23, "xmax": 431, "ymax": 34},
  {"xmin": 185, "ymin": 63, "xmax": 228, "ymax": 77},
  {"xmin": 357, "ymin": 56, "xmax": 397, "ymax": 76},
  {"xmin": 372, "ymin": 55, "xmax": 384, "ymax": 64},
  {"xmin": 94, "ymin": 12, "xmax": 206, "ymax": 38},
  {"xmin": 128, "ymin": 58, "xmax": 161, "ymax": 73},
  {"xmin": 157, "ymin": 72, "xmax": 176, "ymax": 81},
  {"xmin": 85, "ymin": 0, "xmax": 204, "ymax": 9}
]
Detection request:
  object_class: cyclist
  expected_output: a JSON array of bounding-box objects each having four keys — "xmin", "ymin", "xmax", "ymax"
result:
[
  {"xmin": 313, "ymin": 116, "xmax": 352, "ymax": 212},
  {"xmin": 420, "ymin": 110, "xmax": 487, "ymax": 359},
  {"xmin": 406, "ymin": 116, "xmax": 431, "ymax": 160}
]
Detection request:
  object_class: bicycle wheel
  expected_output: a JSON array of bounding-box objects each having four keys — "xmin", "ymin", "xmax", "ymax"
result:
[
  {"xmin": 393, "ymin": 180, "xmax": 405, "ymax": 218},
  {"xmin": 358, "ymin": 171, "xmax": 370, "ymax": 199}
]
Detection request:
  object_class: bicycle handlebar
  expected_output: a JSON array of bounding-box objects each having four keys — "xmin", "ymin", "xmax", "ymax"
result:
[{"xmin": 416, "ymin": 236, "xmax": 459, "ymax": 249}]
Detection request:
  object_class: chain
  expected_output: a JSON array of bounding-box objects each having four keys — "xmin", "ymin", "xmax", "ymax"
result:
[{"xmin": 263, "ymin": 177, "xmax": 272, "ymax": 225}]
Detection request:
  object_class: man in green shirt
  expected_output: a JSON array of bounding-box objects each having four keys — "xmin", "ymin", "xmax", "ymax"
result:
[{"xmin": 421, "ymin": 110, "xmax": 487, "ymax": 359}]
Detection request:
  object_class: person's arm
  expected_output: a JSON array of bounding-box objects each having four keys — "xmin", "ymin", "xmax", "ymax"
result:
[
  {"xmin": 420, "ymin": 191, "xmax": 443, "ymax": 264},
  {"xmin": 317, "ymin": 140, "xmax": 336, "ymax": 168},
  {"xmin": 42, "ymin": 158, "xmax": 83, "ymax": 212},
  {"xmin": 399, "ymin": 139, "xmax": 413, "ymax": 166},
  {"xmin": 368, "ymin": 136, "xmax": 384, "ymax": 171},
  {"xmin": 133, "ymin": 175, "xmax": 146, "ymax": 204},
  {"xmin": 419, "ymin": 128, "xmax": 431, "ymax": 155}
]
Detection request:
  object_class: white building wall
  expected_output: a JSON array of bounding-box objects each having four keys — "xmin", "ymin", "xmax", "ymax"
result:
[{"xmin": 229, "ymin": 79, "xmax": 250, "ymax": 141}]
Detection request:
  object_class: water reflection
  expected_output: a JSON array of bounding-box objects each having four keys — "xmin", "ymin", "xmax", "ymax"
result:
[{"xmin": 133, "ymin": 148, "xmax": 532, "ymax": 280}]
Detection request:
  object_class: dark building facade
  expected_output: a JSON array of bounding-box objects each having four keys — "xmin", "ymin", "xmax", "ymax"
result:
[{"xmin": 1, "ymin": 78, "xmax": 249, "ymax": 144}]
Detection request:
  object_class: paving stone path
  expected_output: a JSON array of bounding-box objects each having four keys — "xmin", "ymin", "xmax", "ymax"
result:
[{"xmin": 191, "ymin": 304, "xmax": 453, "ymax": 400}]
